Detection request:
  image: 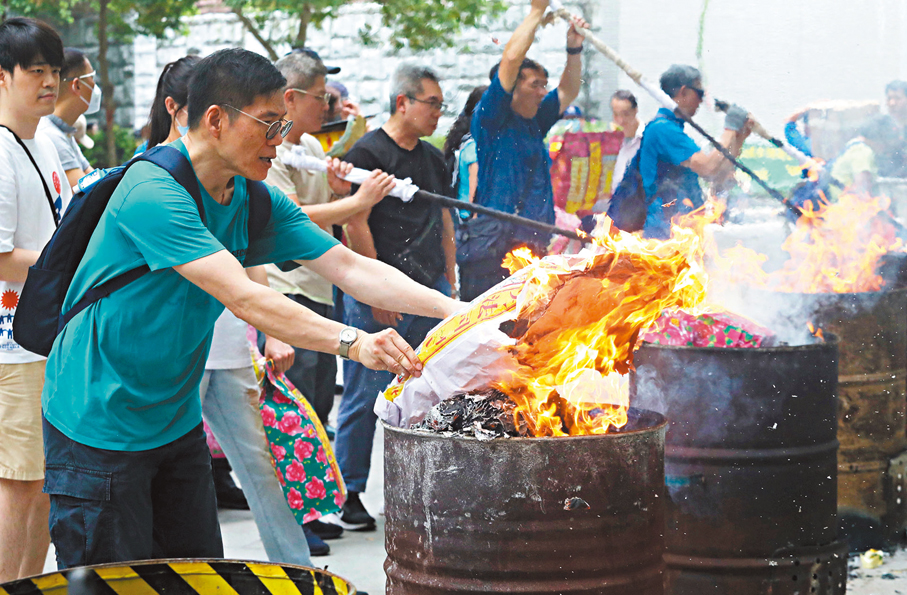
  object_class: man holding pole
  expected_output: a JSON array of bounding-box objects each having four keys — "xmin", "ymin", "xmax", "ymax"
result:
[
  {"xmin": 640, "ymin": 64, "xmax": 750, "ymax": 239},
  {"xmin": 459, "ymin": 0, "xmax": 586, "ymax": 301}
]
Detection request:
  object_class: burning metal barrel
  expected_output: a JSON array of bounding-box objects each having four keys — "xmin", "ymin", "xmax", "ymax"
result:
[
  {"xmin": 383, "ymin": 409, "xmax": 667, "ymax": 595},
  {"xmin": 631, "ymin": 339, "xmax": 848, "ymax": 595},
  {"xmin": 760, "ymin": 287, "xmax": 907, "ymax": 550}
]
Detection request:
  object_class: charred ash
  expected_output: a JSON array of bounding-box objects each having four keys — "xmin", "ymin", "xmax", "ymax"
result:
[{"xmin": 411, "ymin": 389, "xmax": 530, "ymax": 440}]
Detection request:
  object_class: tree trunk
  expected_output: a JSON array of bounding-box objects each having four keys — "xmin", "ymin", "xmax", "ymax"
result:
[
  {"xmin": 232, "ymin": 6, "xmax": 278, "ymax": 61},
  {"xmin": 98, "ymin": 0, "xmax": 117, "ymax": 167},
  {"xmin": 293, "ymin": 4, "xmax": 312, "ymax": 49}
]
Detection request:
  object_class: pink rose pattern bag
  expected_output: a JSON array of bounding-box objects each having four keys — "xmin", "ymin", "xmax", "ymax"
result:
[{"xmin": 252, "ymin": 350, "xmax": 347, "ymax": 524}]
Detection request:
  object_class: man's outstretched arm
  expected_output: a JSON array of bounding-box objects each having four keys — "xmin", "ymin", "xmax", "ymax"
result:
[{"xmin": 498, "ymin": 0, "xmax": 550, "ymax": 92}]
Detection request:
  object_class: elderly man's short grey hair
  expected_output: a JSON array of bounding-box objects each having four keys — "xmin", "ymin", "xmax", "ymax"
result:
[
  {"xmin": 389, "ymin": 64, "xmax": 440, "ymax": 114},
  {"xmin": 275, "ymin": 51, "xmax": 327, "ymax": 91}
]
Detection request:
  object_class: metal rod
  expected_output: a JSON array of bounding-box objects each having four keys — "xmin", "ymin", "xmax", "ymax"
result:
[
  {"xmin": 548, "ymin": 4, "xmax": 803, "ymax": 218},
  {"xmin": 413, "ymin": 190, "xmax": 590, "ymax": 243}
]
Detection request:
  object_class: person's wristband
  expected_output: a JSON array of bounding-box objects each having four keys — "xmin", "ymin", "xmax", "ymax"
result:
[{"xmin": 566, "ymin": 45, "xmax": 583, "ymax": 55}]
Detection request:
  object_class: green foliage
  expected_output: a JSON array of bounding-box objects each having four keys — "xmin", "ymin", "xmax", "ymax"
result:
[
  {"xmin": 1, "ymin": 0, "xmax": 79, "ymax": 24},
  {"xmin": 229, "ymin": 0, "xmax": 506, "ymax": 54},
  {"xmin": 378, "ymin": 0, "xmax": 507, "ymax": 51},
  {"xmin": 82, "ymin": 124, "xmax": 139, "ymax": 168}
]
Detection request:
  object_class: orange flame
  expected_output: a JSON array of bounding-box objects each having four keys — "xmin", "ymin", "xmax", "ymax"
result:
[
  {"xmin": 710, "ymin": 191, "xmax": 903, "ymax": 293},
  {"xmin": 493, "ymin": 220, "xmax": 710, "ymax": 436},
  {"xmin": 807, "ymin": 322, "xmax": 824, "ymax": 341}
]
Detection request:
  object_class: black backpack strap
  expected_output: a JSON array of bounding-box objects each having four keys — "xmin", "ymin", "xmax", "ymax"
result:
[
  {"xmin": 0, "ymin": 124, "xmax": 60, "ymax": 226},
  {"xmin": 60, "ymin": 146, "xmax": 207, "ymax": 329},
  {"xmin": 140, "ymin": 145, "xmax": 206, "ymax": 225},
  {"xmin": 246, "ymin": 180, "xmax": 272, "ymax": 241}
]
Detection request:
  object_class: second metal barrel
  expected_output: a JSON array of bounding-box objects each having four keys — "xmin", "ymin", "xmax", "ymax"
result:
[{"xmin": 631, "ymin": 338, "xmax": 847, "ymax": 594}]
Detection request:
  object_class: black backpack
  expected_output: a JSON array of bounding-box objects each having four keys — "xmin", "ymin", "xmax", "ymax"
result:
[
  {"xmin": 607, "ymin": 120, "xmax": 659, "ymax": 233},
  {"xmin": 13, "ymin": 145, "xmax": 271, "ymax": 357}
]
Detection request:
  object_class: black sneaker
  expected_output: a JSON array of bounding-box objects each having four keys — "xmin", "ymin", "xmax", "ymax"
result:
[
  {"xmin": 306, "ymin": 518, "xmax": 344, "ymax": 540},
  {"xmin": 302, "ymin": 524, "xmax": 331, "ymax": 556},
  {"xmin": 337, "ymin": 491, "xmax": 376, "ymax": 531}
]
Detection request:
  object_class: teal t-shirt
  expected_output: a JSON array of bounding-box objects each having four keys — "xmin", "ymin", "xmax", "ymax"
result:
[{"xmin": 42, "ymin": 139, "xmax": 339, "ymax": 451}]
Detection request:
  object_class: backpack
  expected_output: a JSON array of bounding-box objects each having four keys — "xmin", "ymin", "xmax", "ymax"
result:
[
  {"xmin": 607, "ymin": 118, "xmax": 661, "ymax": 233},
  {"xmin": 13, "ymin": 145, "xmax": 272, "ymax": 357}
]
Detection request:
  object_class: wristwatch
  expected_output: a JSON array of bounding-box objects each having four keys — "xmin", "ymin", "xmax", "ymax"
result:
[{"xmin": 338, "ymin": 327, "xmax": 359, "ymax": 360}]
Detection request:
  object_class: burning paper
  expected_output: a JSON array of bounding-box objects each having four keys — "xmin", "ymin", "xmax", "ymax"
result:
[{"xmin": 376, "ymin": 224, "xmax": 710, "ymax": 436}]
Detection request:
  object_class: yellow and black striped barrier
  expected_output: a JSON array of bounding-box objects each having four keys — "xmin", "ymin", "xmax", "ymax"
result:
[{"xmin": 0, "ymin": 559, "xmax": 356, "ymax": 595}]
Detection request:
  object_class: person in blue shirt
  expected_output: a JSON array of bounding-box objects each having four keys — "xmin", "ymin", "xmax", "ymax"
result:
[
  {"xmin": 640, "ymin": 64, "xmax": 751, "ymax": 239},
  {"xmin": 41, "ymin": 48, "xmax": 463, "ymax": 568},
  {"xmin": 460, "ymin": 0, "xmax": 586, "ymax": 300}
]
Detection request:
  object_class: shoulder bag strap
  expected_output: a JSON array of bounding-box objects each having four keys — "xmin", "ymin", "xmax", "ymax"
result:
[{"xmin": 0, "ymin": 124, "xmax": 60, "ymax": 227}]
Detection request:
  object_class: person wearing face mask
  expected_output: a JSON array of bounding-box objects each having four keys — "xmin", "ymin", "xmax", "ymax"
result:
[{"xmin": 37, "ymin": 48, "xmax": 96, "ymax": 189}]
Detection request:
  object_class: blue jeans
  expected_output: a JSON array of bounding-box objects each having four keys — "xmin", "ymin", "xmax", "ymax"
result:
[
  {"xmin": 335, "ymin": 276, "xmax": 450, "ymax": 492},
  {"xmin": 200, "ymin": 367, "xmax": 312, "ymax": 566},
  {"xmin": 43, "ymin": 418, "xmax": 223, "ymax": 568}
]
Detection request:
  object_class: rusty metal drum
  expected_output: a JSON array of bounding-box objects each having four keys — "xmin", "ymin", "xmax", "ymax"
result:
[
  {"xmin": 631, "ymin": 338, "xmax": 848, "ymax": 595},
  {"xmin": 754, "ymin": 287, "xmax": 907, "ymax": 549},
  {"xmin": 383, "ymin": 409, "xmax": 667, "ymax": 595}
]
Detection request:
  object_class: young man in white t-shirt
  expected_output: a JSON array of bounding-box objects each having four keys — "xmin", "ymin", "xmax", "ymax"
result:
[{"xmin": 0, "ymin": 17, "xmax": 71, "ymax": 581}]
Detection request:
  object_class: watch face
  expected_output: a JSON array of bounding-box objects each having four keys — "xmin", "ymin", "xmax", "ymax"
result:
[{"xmin": 340, "ymin": 328, "xmax": 357, "ymax": 343}]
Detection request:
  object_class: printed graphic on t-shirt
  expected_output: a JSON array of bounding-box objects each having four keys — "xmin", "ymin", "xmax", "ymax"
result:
[{"xmin": 0, "ymin": 289, "xmax": 19, "ymax": 350}]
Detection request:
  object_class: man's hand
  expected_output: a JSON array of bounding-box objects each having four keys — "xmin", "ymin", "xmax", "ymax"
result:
[
  {"xmin": 348, "ymin": 328, "xmax": 423, "ymax": 378},
  {"xmin": 373, "ymin": 307, "xmax": 403, "ymax": 327},
  {"xmin": 566, "ymin": 15, "xmax": 587, "ymax": 47},
  {"xmin": 264, "ymin": 335, "xmax": 296, "ymax": 374},
  {"xmin": 326, "ymin": 157, "xmax": 353, "ymax": 197},
  {"xmin": 353, "ymin": 169, "xmax": 396, "ymax": 208}
]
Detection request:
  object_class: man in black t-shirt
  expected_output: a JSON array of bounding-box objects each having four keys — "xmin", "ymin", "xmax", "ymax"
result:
[{"xmin": 332, "ymin": 64, "xmax": 456, "ymax": 531}]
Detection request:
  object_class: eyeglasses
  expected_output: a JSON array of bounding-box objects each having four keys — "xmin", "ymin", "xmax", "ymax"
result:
[
  {"xmin": 689, "ymin": 86, "xmax": 705, "ymax": 100},
  {"xmin": 406, "ymin": 95, "xmax": 446, "ymax": 112},
  {"xmin": 64, "ymin": 70, "xmax": 96, "ymax": 82},
  {"xmin": 290, "ymin": 88, "xmax": 332, "ymax": 105},
  {"xmin": 221, "ymin": 104, "xmax": 293, "ymax": 140}
]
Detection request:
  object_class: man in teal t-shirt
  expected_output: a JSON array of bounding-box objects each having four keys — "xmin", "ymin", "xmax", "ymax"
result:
[{"xmin": 41, "ymin": 48, "xmax": 462, "ymax": 569}]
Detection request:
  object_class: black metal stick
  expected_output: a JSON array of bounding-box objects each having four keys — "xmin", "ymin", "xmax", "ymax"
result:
[{"xmin": 412, "ymin": 190, "xmax": 590, "ymax": 243}]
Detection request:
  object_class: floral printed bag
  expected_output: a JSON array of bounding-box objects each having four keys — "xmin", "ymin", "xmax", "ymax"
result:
[{"xmin": 252, "ymin": 350, "xmax": 346, "ymax": 524}]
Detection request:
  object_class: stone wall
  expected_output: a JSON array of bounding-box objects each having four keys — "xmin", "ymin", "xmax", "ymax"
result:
[{"xmin": 130, "ymin": 0, "xmax": 621, "ymax": 133}]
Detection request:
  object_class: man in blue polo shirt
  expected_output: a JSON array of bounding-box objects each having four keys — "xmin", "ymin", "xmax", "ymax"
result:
[
  {"xmin": 460, "ymin": 0, "xmax": 586, "ymax": 300},
  {"xmin": 640, "ymin": 64, "xmax": 751, "ymax": 239},
  {"xmin": 41, "ymin": 48, "xmax": 462, "ymax": 568}
]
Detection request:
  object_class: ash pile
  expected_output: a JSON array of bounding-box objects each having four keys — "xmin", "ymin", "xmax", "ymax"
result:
[{"xmin": 411, "ymin": 389, "xmax": 530, "ymax": 440}]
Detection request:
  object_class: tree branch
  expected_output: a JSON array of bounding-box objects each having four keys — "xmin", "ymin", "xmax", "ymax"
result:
[{"xmin": 231, "ymin": 5, "xmax": 278, "ymax": 61}]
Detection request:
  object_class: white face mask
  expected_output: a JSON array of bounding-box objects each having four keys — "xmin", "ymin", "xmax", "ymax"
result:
[{"xmin": 73, "ymin": 70, "xmax": 101, "ymax": 114}]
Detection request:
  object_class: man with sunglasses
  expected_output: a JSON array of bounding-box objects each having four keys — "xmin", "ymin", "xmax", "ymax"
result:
[
  {"xmin": 461, "ymin": 0, "xmax": 587, "ymax": 301},
  {"xmin": 37, "ymin": 48, "xmax": 96, "ymax": 189},
  {"xmin": 639, "ymin": 64, "xmax": 751, "ymax": 239},
  {"xmin": 40, "ymin": 48, "xmax": 462, "ymax": 568}
]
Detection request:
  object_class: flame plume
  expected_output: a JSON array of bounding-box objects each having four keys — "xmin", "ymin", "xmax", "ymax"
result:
[
  {"xmin": 710, "ymin": 192, "xmax": 904, "ymax": 293},
  {"xmin": 493, "ymin": 224, "xmax": 710, "ymax": 437}
]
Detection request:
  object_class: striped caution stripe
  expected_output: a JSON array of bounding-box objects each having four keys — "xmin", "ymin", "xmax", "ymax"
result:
[{"xmin": 0, "ymin": 561, "xmax": 352, "ymax": 595}]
